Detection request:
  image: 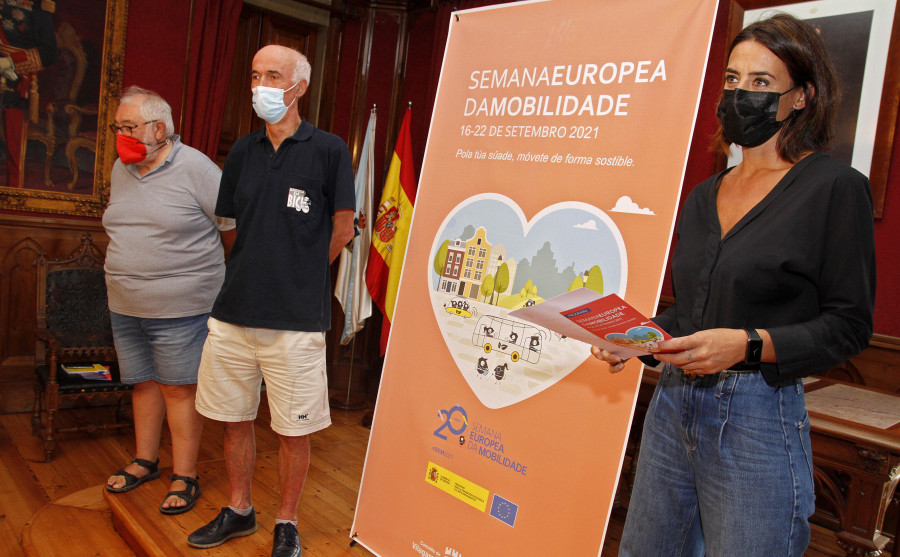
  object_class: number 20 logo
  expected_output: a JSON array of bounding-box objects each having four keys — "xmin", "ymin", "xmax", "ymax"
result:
[{"xmin": 434, "ymin": 405, "xmax": 468, "ymax": 440}]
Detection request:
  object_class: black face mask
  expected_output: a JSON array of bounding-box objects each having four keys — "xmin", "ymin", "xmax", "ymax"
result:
[{"xmin": 716, "ymin": 87, "xmax": 798, "ymax": 148}]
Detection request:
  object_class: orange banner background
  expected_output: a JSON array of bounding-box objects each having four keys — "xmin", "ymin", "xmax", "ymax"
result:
[{"xmin": 353, "ymin": 0, "xmax": 719, "ymax": 554}]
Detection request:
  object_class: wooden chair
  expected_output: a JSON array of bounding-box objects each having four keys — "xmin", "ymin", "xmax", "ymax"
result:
[{"xmin": 32, "ymin": 233, "xmax": 132, "ymax": 462}]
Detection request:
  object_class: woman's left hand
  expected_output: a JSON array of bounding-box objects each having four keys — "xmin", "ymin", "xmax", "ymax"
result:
[
  {"xmin": 650, "ymin": 328, "xmax": 748, "ymax": 376},
  {"xmin": 590, "ymin": 345, "xmax": 629, "ymax": 373}
]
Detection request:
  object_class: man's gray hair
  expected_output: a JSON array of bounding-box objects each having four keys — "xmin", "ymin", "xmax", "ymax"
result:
[
  {"xmin": 119, "ymin": 85, "xmax": 175, "ymax": 137},
  {"xmin": 292, "ymin": 51, "xmax": 312, "ymax": 85}
]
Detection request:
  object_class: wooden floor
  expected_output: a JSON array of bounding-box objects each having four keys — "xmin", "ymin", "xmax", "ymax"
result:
[{"xmin": 0, "ymin": 394, "xmax": 871, "ymax": 557}]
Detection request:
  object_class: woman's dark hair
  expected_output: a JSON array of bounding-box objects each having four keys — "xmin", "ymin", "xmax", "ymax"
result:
[{"xmin": 714, "ymin": 12, "xmax": 841, "ymax": 162}]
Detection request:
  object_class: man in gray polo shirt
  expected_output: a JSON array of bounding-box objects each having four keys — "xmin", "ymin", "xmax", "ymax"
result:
[{"xmin": 102, "ymin": 85, "xmax": 235, "ymax": 515}]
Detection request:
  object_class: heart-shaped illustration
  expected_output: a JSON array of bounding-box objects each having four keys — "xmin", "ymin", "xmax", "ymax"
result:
[{"xmin": 428, "ymin": 193, "xmax": 628, "ymax": 409}]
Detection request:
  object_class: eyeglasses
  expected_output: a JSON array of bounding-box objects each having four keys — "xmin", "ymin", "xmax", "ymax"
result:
[{"xmin": 108, "ymin": 120, "xmax": 158, "ymax": 135}]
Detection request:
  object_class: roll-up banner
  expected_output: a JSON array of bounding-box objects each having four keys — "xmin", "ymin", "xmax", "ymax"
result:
[{"xmin": 352, "ymin": 0, "xmax": 719, "ymax": 554}]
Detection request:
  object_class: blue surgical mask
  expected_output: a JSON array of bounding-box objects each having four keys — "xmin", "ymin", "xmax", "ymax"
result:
[{"xmin": 251, "ymin": 80, "xmax": 301, "ymax": 124}]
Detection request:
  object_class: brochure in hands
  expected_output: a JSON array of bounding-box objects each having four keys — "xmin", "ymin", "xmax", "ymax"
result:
[{"xmin": 508, "ymin": 289, "xmax": 671, "ymax": 359}]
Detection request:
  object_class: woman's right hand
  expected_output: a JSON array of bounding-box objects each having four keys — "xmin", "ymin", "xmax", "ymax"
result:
[{"xmin": 591, "ymin": 345, "xmax": 628, "ymax": 373}]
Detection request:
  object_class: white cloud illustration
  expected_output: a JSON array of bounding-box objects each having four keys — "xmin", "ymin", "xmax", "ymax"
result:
[
  {"xmin": 574, "ymin": 219, "xmax": 599, "ymax": 230},
  {"xmin": 611, "ymin": 196, "xmax": 654, "ymax": 215}
]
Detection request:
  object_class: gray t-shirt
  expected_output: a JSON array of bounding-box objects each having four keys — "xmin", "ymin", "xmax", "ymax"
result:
[{"xmin": 103, "ymin": 136, "xmax": 235, "ymax": 318}]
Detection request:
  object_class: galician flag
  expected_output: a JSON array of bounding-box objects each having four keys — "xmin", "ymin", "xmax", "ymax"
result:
[
  {"xmin": 366, "ymin": 106, "xmax": 417, "ymax": 355},
  {"xmin": 335, "ymin": 108, "xmax": 376, "ymax": 345}
]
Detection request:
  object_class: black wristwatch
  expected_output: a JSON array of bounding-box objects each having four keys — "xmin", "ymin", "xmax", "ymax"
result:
[{"xmin": 744, "ymin": 328, "xmax": 763, "ymax": 365}]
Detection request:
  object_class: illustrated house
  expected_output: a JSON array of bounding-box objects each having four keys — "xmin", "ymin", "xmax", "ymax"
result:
[
  {"xmin": 459, "ymin": 227, "xmax": 491, "ymax": 300},
  {"xmin": 439, "ymin": 238, "xmax": 465, "ymax": 294}
]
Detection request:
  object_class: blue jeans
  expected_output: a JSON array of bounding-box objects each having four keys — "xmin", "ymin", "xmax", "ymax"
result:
[
  {"xmin": 110, "ymin": 312, "xmax": 210, "ymax": 386},
  {"xmin": 620, "ymin": 364, "xmax": 814, "ymax": 557}
]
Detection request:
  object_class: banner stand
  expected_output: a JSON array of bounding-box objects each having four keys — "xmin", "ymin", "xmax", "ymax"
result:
[
  {"xmin": 351, "ymin": 0, "xmax": 720, "ymax": 553},
  {"xmin": 329, "ymin": 336, "xmax": 367, "ymax": 412}
]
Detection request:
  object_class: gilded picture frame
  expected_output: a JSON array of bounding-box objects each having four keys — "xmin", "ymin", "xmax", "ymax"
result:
[{"xmin": 0, "ymin": 0, "xmax": 128, "ymax": 217}]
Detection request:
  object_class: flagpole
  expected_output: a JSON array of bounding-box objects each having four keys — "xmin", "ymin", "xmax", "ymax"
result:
[
  {"xmin": 330, "ymin": 105, "xmax": 376, "ymax": 414},
  {"xmin": 329, "ymin": 336, "xmax": 365, "ymax": 411}
]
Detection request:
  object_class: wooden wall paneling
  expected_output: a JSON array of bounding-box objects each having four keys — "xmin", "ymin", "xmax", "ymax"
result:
[
  {"xmin": 0, "ymin": 238, "xmax": 43, "ymax": 376},
  {"xmin": 325, "ymin": 7, "xmax": 369, "ymax": 402},
  {"xmin": 327, "ymin": 1, "xmax": 423, "ymax": 404},
  {"xmin": 317, "ymin": 16, "xmax": 344, "ymax": 135},
  {"xmin": 820, "ymin": 334, "xmax": 900, "ymax": 395},
  {"xmin": 385, "ymin": 9, "xmax": 411, "ymax": 171},
  {"xmin": 216, "ymin": 7, "xmax": 263, "ymax": 165},
  {"xmin": 261, "ymin": 14, "xmax": 320, "ymax": 121},
  {"xmin": 346, "ymin": 8, "xmax": 376, "ymax": 166},
  {"xmin": 215, "ymin": 5, "xmax": 324, "ymax": 164},
  {"xmin": 327, "ymin": 6, "xmax": 376, "ymax": 402},
  {"xmin": 0, "ymin": 216, "xmax": 108, "ymax": 413}
]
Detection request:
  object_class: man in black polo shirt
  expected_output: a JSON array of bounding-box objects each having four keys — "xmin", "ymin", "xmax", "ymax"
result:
[{"xmin": 190, "ymin": 44, "xmax": 355, "ymax": 557}]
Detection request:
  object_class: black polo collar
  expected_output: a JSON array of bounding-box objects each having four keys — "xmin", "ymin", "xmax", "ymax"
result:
[{"xmin": 252, "ymin": 119, "xmax": 314, "ymax": 145}]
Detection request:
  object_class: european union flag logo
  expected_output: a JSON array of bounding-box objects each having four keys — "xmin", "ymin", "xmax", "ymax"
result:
[{"xmin": 489, "ymin": 494, "xmax": 518, "ymax": 527}]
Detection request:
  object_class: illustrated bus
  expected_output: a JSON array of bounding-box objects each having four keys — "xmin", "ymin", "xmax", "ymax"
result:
[{"xmin": 471, "ymin": 314, "xmax": 544, "ymax": 364}]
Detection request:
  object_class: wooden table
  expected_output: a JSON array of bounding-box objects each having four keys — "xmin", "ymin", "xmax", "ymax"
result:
[{"xmin": 803, "ymin": 376, "xmax": 900, "ymax": 556}]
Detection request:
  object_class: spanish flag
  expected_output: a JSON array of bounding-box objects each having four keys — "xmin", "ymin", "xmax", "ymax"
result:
[{"xmin": 366, "ymin": 107, "xmax": 417, "ymax": 355}]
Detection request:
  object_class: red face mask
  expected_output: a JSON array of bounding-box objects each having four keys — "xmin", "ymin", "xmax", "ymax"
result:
[
  {"xmin": 115, "ymin": 133, "xmax": 169, "ymax": 164},
  {"xmin": 116, "ymin": 134, "xmax": 149, "ymax": 164}
]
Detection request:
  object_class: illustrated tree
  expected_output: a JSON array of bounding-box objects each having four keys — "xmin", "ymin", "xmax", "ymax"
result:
[
  {"xmin": 584, "ymin": 265, "xmax": 604, "ymax": 294},
  {"xmin": 520, "ymin": 279, "xmax": 537, "ymax": 299},
  {"xmin": 481, "ymin": 274, "xmax": 494, "ymax": 302},
  {"xmin": 492, "ymin": 262, "xmax": 510, "ymax": 304},
  {"xmin": 433, "ymin": 240, "xmax": 450, "ymax": 277},
  {"xmin": 567, "ymin": 275, "xmax": 584, "ymax": 291}
]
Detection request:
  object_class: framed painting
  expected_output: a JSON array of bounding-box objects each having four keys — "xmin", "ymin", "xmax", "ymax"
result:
[
  {"xmin": 727, "ymin": 0, "xmax": 899, "ymax": 217},
  {"xmin": 0, "ymin": 0, "xmax": 128, "ymax": 217}
]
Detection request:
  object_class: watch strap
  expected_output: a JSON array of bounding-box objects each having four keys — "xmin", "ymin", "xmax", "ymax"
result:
[{"xmin": 744, "ymin": 328, "xmax": 763, "ymax": 365}]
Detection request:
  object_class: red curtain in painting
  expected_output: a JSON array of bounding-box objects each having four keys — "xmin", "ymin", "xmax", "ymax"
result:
[{"xmin": 181, "ymin": 0, "xmax": 242, "ymax": 159}]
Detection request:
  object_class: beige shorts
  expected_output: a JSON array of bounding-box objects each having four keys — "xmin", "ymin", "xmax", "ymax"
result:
[{"xmin": 196, "ymin": 317, "xmax": 331, "ymax": 436}]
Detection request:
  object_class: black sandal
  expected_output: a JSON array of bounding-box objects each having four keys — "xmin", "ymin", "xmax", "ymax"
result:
[
  {"xmin": 159, "ymin": 474, "xmax": 201, "ymax": 515},
  {"xmin": 106, "ymin": 458, "xmax": 161, "ymax": 493}
]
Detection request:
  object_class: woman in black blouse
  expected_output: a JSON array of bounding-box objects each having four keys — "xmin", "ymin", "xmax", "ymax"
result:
[{"xmin": 593, "ymin": 13, "xmax": 876, "ymax": 557}]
